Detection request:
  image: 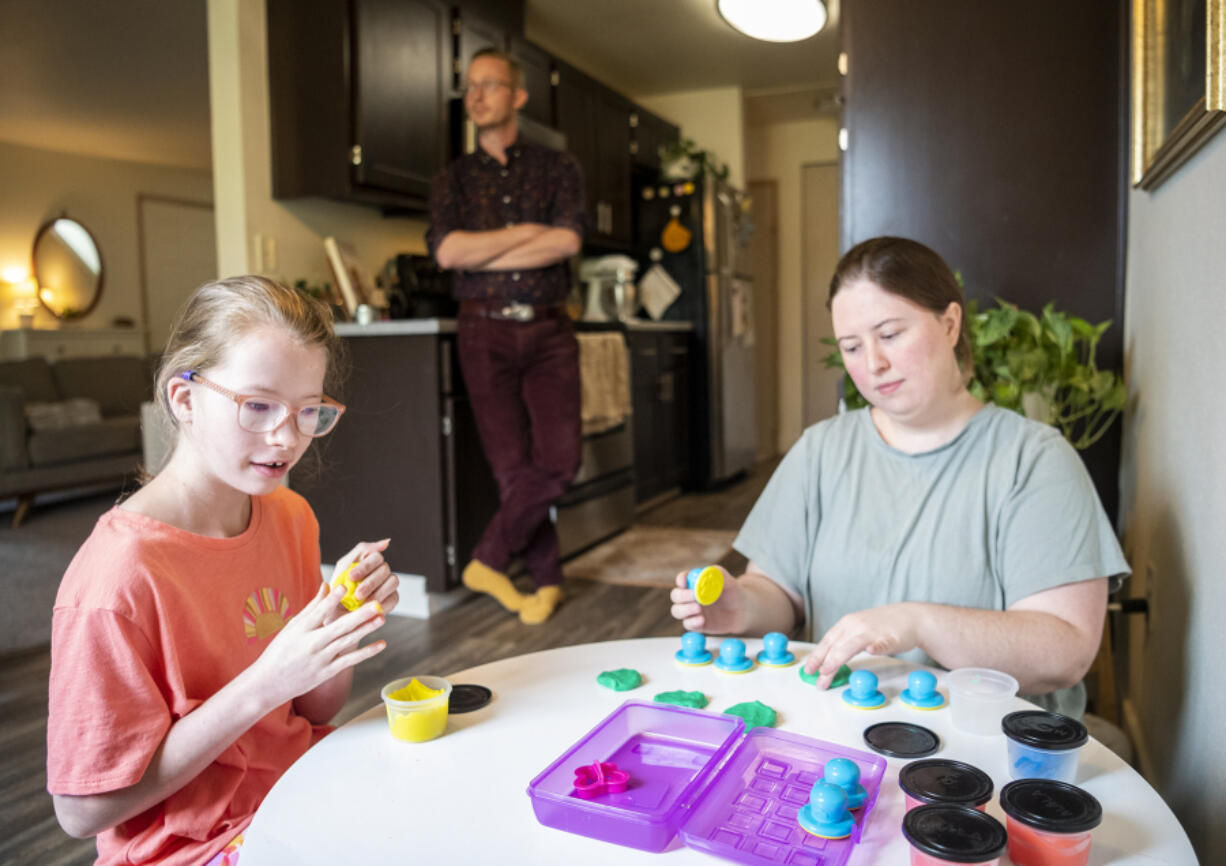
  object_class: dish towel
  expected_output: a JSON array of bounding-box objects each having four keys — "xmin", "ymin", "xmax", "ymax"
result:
[{"xmin": 576, "ymin": 331, "xmax": 631, "ymax": 435}]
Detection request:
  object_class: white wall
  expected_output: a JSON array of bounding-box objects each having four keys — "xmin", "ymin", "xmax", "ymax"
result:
[
  {"xmin": 0, "ymin": 140, "xmax": 212, "ymax": 333},
  {"xmin": 207, "ymin": 0, "xmax": 428, "ymax": 285},
  {"xmin": 636, "ymin": 87, "xmax": 747, "ymax": 188},
  {"xmin": 745, "ymin": 118, "xmax": 840, "ymax": 451},
  {"xmin": 1118, "ymin": 131, "xmax": 1226, "ymax": 862}
]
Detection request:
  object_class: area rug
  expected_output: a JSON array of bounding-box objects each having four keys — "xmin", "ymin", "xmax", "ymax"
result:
[{"xmin": 563, "ymin": 525, "xmax": 738, "ymax": 588}]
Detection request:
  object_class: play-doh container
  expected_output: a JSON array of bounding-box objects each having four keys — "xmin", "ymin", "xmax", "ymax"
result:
[
  {"xmin": 380, "ymin": 676, "xmax": 451, "ymax": 742},
  {"xmin": 1002, "ymin": 710, "xmax": 1087, "ymax": 783},
  {"xmin": 1000, "ymin": 779, "xmax": 1101, "ymax": 866},
  {"xmin": 898, "ymin": 759, "xmax": 994, "ymax": 812},
  {"xmin": 946, "ymin": 668, "xmax": 1019, "ymax": 735},
  {"xmin": 902, "ymin": 804, "xmax": 1007, "ymax": 866}
]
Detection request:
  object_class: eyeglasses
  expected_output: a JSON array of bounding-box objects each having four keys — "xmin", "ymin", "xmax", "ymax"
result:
[
  {"xmin": 463, "ymin": 79, "xmax": 512, "ymax": 96},
  {"xmin": 183, "ymin": 371, "xmax": 346, "ymax": 437}
]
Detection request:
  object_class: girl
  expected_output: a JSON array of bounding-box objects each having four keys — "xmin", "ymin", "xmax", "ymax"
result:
[{"xmin": 47, "ymin": 276, "xmax": 398, "ymax": 865}]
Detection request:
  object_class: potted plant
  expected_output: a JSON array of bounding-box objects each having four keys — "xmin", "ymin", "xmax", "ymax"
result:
[{"xmin": 821, "ymin": 298, "xmax": 1127, "ymax": 450}]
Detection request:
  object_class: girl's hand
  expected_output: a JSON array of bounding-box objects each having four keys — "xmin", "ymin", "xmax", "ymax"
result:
[
  {"xmin": 668, "ymin": 566, "xmax": 745, "ymax": 633},
  {"xmin": 328, "ymin": 539, "xmax": 400, "ymax": 622},
  {"xmin": 249, "ymin": 583, "xmax": 387, "ymax": 708},
  {"xmin": 801, "ymin": 603, "xmax": 921, "ymax": 688}
]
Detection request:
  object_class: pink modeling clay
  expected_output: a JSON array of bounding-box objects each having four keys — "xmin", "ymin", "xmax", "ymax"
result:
[{"xmin": 573, "ymin": 760, "xmax": 629, "ymax": 799}]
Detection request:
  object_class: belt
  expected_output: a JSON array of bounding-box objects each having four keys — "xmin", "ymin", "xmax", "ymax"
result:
[{"xmin": 460, "ymin": 299, "xmax": 567, "ymax": 322}]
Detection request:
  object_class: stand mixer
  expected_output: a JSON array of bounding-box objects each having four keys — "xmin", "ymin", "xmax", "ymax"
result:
[{"xmin": 578, "ymin": 255, "xmax": 639, "ymax": 322}]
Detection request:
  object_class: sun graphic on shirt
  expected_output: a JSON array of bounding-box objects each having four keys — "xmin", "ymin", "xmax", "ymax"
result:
[{"xmin": 243, "ymin": 588, "xmax": 292, "ymax": 643}]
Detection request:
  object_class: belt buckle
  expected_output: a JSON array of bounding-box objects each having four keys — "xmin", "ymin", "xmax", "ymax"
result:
[{"xmin": 500, "ymin": 302, "xmax": 534, "ymax": 322}]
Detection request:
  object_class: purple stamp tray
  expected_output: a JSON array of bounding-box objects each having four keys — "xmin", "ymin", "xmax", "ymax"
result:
[
  {"xmin": 679, "ymin": 727, "xmax": 886, "ymax": 866},
  {"xmin": 527, "ymin": 701, "xmax": 886, "ymax": 864}
]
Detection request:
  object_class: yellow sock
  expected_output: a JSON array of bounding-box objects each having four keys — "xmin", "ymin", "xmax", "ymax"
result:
[
  {"xmin": 462, "ymin": 560, "xmax": 527, "ymax": 613},
  {"xmin": 519, "ymin": 585, "xmax": 563, "ymax": 625}
]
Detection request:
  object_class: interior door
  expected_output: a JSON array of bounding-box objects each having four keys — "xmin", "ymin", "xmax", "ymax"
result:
[
  {"xmin": 801, "ymin": 161, "xmax": 841, "ymax": 427},
  {"xmin": 138, "ymin": 195, "xmax": 216, "ymax": 353}
]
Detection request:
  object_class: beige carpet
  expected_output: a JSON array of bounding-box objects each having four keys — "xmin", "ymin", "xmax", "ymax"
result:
[{"xmin": 563, "ymin": 525, "xmax": 738, "ymax": 588}]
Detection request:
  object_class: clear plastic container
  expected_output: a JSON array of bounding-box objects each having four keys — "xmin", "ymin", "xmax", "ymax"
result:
[
  {"xmin": 902, "ymin": 804, "xmax": 1007, "ymax": 866},
  {"xmin": 1002, "ymin": 711, "xmax": 1088, "ymax": 783},
  {"xmin": 946, "ymin": 668, "xmax": 1019, "ymax": 735},
  {"xmin": 1000, "ymin": 779, "xmax": 1102, "ymax": 866},
  {"xmin": 380, "ymin": 675, "xmax": 451, "ymax": 743}
]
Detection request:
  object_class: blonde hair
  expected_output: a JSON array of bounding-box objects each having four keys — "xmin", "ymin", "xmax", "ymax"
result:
[{"xmin": 154, "ymin": 275, "xmax": 344, "ymax": 429}]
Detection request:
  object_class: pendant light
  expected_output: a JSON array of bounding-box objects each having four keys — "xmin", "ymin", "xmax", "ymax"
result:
[{"xmin": 717, "ymin": 0, "xmax": 827, "ymax": 43}]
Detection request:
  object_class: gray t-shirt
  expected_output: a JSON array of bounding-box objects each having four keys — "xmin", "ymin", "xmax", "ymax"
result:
[{"xmin": 734, "ymin": 404, "xmax": 1129, "ymax": 718}]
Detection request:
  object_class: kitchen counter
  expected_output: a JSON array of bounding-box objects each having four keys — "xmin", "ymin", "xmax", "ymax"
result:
[{"xmin": 334, "ymin": 318, "xmax": 693, "ymax": 337}]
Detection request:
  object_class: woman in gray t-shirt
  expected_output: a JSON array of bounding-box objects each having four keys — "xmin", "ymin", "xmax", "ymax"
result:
[{"xmin": 669, "ymin": 237, "xmax": 1127, "ymax": 717}]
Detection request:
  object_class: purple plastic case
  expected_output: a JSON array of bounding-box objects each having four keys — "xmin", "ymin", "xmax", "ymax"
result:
[{"xmin": 527, "ymin": 701, "xmax": 887, "ymax": 864}]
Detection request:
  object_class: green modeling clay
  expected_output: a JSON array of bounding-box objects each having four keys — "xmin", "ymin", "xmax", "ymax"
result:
[
  {"xmin": 799, "ymin": 663, "xmax": 853, "ymax": 689},
  {"xmin": 597, "ymin": 668, "xmax": 643, "ymax": 691},
  {"xmin": 724, "ymin": 700, "xmax": 778, "ymax": 730},
  {"xmin": 654, "ymin": 690, "xmax": 708, "ymax": 709}
]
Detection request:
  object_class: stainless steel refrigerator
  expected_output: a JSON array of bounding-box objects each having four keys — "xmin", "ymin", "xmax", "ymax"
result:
[{"xmin": 635, "ymin": 174, "xmax": 757, "ymax": 487}]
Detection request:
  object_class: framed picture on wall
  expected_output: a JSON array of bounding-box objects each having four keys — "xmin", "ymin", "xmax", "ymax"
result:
[{"xmin": 1132, "ymin": 0, "xmax": 1226, "ymax": 189}]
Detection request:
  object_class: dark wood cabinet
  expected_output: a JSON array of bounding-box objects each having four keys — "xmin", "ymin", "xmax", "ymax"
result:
[
  {"xmin": 291, "ymin": 332, "xmax": 498, "ymax": 593},
  {"xmin": 450, "ymin": 7, "xmax": 506, "ymax": 92},
  {"xmin": 629, "ymin": 329, "xmax": 691, "ymax": 504},
  {"xmin": 630, "ymin": 107, "xmax": 680, "ymax": 170},
  {"xmin": 268, "ymin": 0, "xmax": 449, "ymax": 210},
  {"xmin": 553, "ymin": 58, "xmax": 599, "ymax": 233},
  {"xmin": 508, "ymin": 37, "xmax": 554, "ymax": 127}
]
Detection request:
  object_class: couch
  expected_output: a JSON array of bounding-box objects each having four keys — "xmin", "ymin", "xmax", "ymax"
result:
[{"xmin": 0, "ymin": 355, "xmax": 151, "ymax": 527}]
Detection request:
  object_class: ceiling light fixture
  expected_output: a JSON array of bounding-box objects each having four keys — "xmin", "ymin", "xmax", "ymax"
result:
[{"xmin": 717, "ymin": 0, "xmax": 827, "ymax": 43}]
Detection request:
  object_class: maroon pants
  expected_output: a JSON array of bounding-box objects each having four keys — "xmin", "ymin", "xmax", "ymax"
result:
[{"xmin": 457, "ymin": 313, "xmax": 581, "ymax": 587}]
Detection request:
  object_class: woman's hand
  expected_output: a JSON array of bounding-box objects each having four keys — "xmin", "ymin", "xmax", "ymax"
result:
[
  {"xmin": 669, "ymin": 566, "xmax": 745, "ymax": 633},
  {"xmin": 249, "ymin": 583, "xmax": 388, "ymax": 708},
  {"xmin": 328, "ymin": 538, "xmax": 400, "ymax": 622},
  {"xmin": 802, "ymin": 603, "xmax": 922, "ymax": 688}
]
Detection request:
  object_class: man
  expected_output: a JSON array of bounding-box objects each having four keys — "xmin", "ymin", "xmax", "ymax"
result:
[{"xmin": 427, "ymin": 48, "xmax": 585, "ymax": 625}]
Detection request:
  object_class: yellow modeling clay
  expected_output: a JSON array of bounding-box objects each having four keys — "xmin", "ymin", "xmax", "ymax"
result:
[
  {"xmin": 330, "ymin": 562, "xmax": 362, "ymax": 611},
  {"xmin": 389, "ymin": 677, "xmax": 444, "ymax": 702},
  {"xmin": 387, "ymin": 703, "xmax": 448, "ymax": 742}
]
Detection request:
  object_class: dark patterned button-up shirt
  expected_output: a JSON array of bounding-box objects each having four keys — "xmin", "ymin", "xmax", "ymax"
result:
[{"xmin": 426, "ymin": 140, "xmax": 586, "ymax": 305}]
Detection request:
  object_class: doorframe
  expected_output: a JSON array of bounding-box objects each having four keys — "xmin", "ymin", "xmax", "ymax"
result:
[
  {"xmin": 799, "ymin": 160, "xmax": 840, "ymax": 428},
  {"xmin": 136, "ymin": 193, "xmax": 214, "ymax": 355}
]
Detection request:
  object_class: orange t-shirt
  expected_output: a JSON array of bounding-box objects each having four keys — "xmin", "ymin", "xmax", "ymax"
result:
[{"xmin": 47, "ymin": 487, "xmax": 330, "ymax": 866}]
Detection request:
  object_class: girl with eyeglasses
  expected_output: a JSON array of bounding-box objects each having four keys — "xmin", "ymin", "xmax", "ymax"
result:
[{"xmin": 46, "ymin": 275, "xmax": 398, "ymax": 866}]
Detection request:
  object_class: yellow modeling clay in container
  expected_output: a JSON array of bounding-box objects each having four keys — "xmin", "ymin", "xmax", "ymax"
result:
[{"xmin": 381, "ymin": 676, "xmax": 452, "ymax": 742}]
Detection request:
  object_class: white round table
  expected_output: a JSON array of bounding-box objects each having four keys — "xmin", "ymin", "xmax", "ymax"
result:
[{"xmin": 240, "ymin": 638, "xmax": 1194, "ymax": 864}]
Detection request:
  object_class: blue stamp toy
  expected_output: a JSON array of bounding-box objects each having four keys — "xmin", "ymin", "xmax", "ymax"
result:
[
  {"xmin": 900, "ymin": 670, "xmax": 946, "ymax": 709},
  {"xmin": 756, "ymin": 631, "xmax": 796, "ymax": 666},
  {"xmin": 797, "ymin": 780, "xmax": 855, "ymax": 840},
  {"xmin": 842, "ymin": 670, "xmax": 887, "ymax": 709},
  {"xmin": 675, "ymin": 631, "xmax": 714, "ymax": 666},
  {"xmin": 822, "ymin": 757, "xmax": 867, "ymax": 810},
  {"xmin": 713, "ymin": 638, "xmax": 754, "ymax": 673},
  {"xmin": 686, "ymin": 566, "xmax": 724, "ymax": 605}
]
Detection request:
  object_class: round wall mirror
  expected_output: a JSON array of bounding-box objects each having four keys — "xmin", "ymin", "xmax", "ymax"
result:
[{"xmin": 32, "ymin": 215, "xmax": 104, "ymax": 320}]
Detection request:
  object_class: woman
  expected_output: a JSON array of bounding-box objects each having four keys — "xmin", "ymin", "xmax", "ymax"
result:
[{"xmin": 670, "ymin": 236, "xmax": 1127, "ymax": 716}]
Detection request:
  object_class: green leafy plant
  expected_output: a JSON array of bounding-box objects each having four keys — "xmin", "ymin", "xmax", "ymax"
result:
[
  {"xmin": 659, "ymin": 137, "xmax": 730, "ymax": 182},
  {"xmin": 821, "ymin": 298, "xmax": 1127, "ymax": 450}
]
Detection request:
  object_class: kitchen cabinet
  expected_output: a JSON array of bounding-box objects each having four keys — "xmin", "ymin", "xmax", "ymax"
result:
[
  {"xmin": 555, "ymin": 59, "xmax": 634, "ymax": 247},
  {"xmin": 631, "ymin": 107, "xmax": 681, "ymax": 170},
  {"xmin": 267, "ymin": 0, "xmax": 450, "ymax": 210},
  {"xmin": 450, "ymin": 7, "xmax": 506, "ymax": 92},
  {"xmin": 508, "ymin": 36, "xmax": 554, "ymax": 127},
  {"xmin": 291, "ymin": 328, "xmax": 499, "ymax": 593},
  {"xmin": 629, "ymin": 328, "xmax": 691, "ymax": 504}
]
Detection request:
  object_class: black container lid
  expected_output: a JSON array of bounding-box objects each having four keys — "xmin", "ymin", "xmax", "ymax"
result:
[
  {"xmin": 899, "ymin": 759, "xmax": 994, "ymax": 807},
  {"xmin": 1000, "ymin": 779, "xmax": 1103, "ymax": 834},
  {"xmin": 863, "ymin": 722, "xmax": 940, "ymax": 758},
  {"xmin": 902, "ymin": 804, "xmax": 1008, "ymax": 863},
  {"xmin": 1001, "ymin": 710, "xmax": 1088, "ymax": 750},
  {"xmin": 448, "ymin": 683, "xmax": 493, "ymax": 714}
]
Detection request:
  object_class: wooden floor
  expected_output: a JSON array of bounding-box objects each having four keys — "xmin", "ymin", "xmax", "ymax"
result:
[{"xmin": 0, "ymin": 462, "xmax": 773, "ymax": 866}]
